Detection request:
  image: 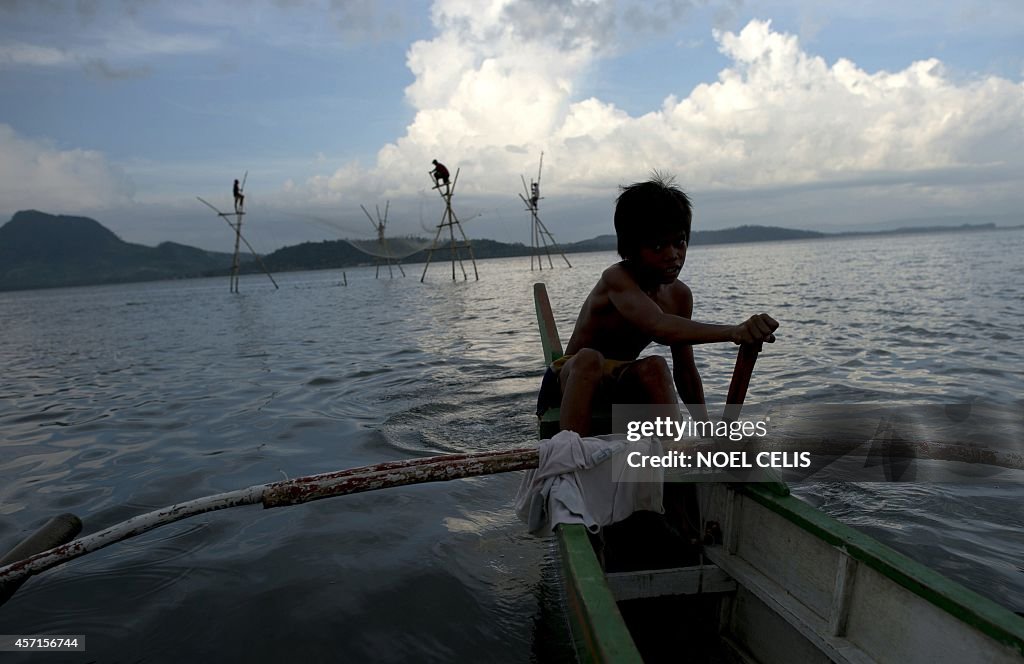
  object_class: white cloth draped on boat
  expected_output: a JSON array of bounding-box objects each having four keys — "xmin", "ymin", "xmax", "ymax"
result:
[{"xmin": 514, "ymin": 431, "xmax": 664, "ymax": 535}]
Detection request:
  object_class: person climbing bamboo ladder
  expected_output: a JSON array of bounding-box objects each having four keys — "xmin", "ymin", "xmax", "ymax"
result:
[{"xmin": 430, "ymin": 159, "xmax": 450, "ymax": 192}]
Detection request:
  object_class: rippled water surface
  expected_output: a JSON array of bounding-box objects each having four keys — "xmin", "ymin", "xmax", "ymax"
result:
[{"xmin": 1, "ymin": 229, "xmax": 1022, "ymax": 661}]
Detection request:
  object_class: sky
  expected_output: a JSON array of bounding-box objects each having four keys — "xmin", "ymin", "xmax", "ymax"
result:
[{"xmin": 1, "ymin": 0, "xmax": 1023, "ymax": 252}]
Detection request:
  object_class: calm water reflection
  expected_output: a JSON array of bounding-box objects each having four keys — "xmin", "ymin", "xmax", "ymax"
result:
[{"xmin": 1, "ymin": 229, "xmax": 1022, "ymax": 661}]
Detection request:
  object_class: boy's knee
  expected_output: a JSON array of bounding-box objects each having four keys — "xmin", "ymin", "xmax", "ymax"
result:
[
  {"xmin": 565, "ymin": 348, "xmax": 604, "ymax": 381},
  {"xmin": 632, "ymin": 356, "xmax": 671, "ymax": 384}
]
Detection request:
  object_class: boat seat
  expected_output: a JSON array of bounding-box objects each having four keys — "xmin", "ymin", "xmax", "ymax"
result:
[{"xmin": 606, "ymin": 563, "xmax": 737, "ymax": 602}]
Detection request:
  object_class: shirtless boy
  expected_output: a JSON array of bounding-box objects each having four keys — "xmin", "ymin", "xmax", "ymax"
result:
[{"xmin": 553, "ymin": 176, "xmax": 778, "ymax": 435}]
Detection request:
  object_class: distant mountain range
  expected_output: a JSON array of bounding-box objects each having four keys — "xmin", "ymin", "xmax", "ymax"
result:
[
  {"xmin": 0, "ymin": 210, "xmax": 234, "ymax": 291},
  {"xmin": 0, "ymin": 209, "xmax": 1008, "ymax": 292}
]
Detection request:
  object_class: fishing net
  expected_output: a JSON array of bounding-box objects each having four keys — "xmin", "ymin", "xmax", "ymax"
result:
[{"xmin": 345, "ymin": 237, "xmax": 433, "ymax": 260}]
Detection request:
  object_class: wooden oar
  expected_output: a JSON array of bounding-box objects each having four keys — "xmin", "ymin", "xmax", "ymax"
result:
[
  {"xmin": 722, "ymin": 341, "xmax": 791, "ymax": 495},
  {"xmin": 723, "ymin": 342, "xmax": 762, "ymax": 423}
]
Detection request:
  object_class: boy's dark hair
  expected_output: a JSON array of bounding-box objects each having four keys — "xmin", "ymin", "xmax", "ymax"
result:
[{"xmin": 613, "ymin": 173, "xmax": 692, "ymax": 259}]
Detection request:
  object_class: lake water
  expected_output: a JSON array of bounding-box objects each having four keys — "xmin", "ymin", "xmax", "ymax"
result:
[{"xmin": 1, "ymin": 229, "xmax": 1023, "ymax": 662}]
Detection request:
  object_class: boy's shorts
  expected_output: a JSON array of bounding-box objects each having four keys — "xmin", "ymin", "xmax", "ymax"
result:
[{"xmin": 535, "ymin": 354, "xmax": 634, "ymax": 417}]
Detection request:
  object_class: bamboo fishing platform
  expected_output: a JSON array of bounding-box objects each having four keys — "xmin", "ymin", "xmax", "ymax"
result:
[
  {"xmin": 421, "ymin": 168, "xmax": 479, "ymax": 282},
  {"xmin": 197, "ymin": 191, "xmax": 278, "ymax": 292}
]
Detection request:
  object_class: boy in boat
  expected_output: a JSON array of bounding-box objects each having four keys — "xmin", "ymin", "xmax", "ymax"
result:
[{"xmin": 546, "ymin": 174, "xmax": 778, "ymax": 435}]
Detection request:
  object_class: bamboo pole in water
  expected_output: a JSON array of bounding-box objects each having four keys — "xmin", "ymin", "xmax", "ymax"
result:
[
  {"xmin": 0, "ymin": 448, "xmax": 539, "ymax": 603},
  {"xmin": 196, "ymin": 197, "xmax": 279, "ymax": 290}
]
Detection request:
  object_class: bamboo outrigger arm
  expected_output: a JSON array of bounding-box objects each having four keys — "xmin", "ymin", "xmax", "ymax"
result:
[
  {"xmin": 0, "ymin": 449, "xmax": 539, "ymax": 606},
  {"xmin": 0, "ymin": 514, "xmax": 81, "ymax": 605}
]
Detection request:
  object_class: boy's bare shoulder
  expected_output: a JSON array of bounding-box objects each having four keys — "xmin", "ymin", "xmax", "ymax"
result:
[
  {"xmin": 665, "ymin": 279, "xmax": 694, "ymax": 317},
  {"xmin": 596, "ymin": 263, "xmax": 693, "ymax": 315},
  {"xmin": 599, "ymin": 262, "xmax": 632, "ymax": 285},
  {"xmin": 598, "ymin": 262, "xmax": 649, "ymax": 297},
  {"xmin": 591, "ymin": 266, "xmax": 693, "ymax": 329}
]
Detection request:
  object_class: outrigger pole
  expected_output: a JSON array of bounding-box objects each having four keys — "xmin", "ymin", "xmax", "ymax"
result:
[
  {"xmin": 421, "ymin": 168, "xmax": 479, "ymax": 282},
  {"xmin": 518, "ymin": 152, "xmax": 571, "ymax": 270},
  {"xmin": 196, "ymin": 196, "xmax": 279, "ymax": 292},
  {"xmin": 360, "ymin": 201, "xmax": 405, "ymax": 278}
]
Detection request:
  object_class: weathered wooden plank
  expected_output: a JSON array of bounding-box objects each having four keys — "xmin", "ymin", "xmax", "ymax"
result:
[
  {"xmin": 829, "ymin": 551, "xmax": 857, "ymax": 637},
  {"xmin": 705, "ymin": 544, "xmax": 875, "ymax": 664},
  {"xmin": 605, "ymin": 564, "xmax": 736, "ymax": 602},
  {"xmin": 732, "ymin": 491, "xmax": 840, "ymax": 619},
  {"xmin": 724, "ymin": 587, "xmax": 834, "ymax": 664}
]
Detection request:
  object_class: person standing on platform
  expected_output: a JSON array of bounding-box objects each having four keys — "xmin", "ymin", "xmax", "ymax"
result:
[{"xmin": 233, "ymin": 179, "xmax": 245, "ymax": 212}]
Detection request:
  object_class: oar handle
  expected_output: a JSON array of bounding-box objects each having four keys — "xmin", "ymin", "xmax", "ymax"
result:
[{"xmin": 723, "ymin": 342, "xmax": 762, "ymax": 422}]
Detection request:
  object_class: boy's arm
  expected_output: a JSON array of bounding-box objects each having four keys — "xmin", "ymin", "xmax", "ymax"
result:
[
  {"xmin": 672, "ymin": 344, "xmax": 710, "ymax": 421},
  {"xmin": 605, "ymin": 267, "xmax": 778, "ymax": 346},
  {"xmin": 669, "ymin": 284, "xmax": 710, "ymax": 421}
]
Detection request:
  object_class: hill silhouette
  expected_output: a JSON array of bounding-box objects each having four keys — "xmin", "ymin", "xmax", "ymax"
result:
[
  {"xmin": 0, "ymin": 210, "xmax": 233, "ymax": 291},
  {"xmin": 0, "ymin": 210, "xmax": 1007, "ymax": 292}
]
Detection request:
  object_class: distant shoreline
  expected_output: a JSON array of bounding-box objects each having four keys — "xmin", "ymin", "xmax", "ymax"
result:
[
  {"xmin": 218, "ymin": 222, "xmax": 1023, "ymax": 279},
  {"xmin": 0, "ymin": 209, "xmax": 1019, "ymax": 293}
]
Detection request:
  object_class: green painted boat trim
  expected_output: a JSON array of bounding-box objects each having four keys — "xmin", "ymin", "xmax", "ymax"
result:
[
  {"xmin": 537, "ymin": 281, "xmax": 643, "ymax": 660},
  {"xmin": 557, "ymin": 524, "xmax": 645, "ymax": 664},
  {"xmin": 741, "ymin": 484, "xmax": 1024, "ymax": 656},
  {"xmin": 539, "ymin": 409, "xmax": 561, "ymax": 440},
  {"xmin": 535, "ymin": 283, "xmax": 564, "ymax": 365}
]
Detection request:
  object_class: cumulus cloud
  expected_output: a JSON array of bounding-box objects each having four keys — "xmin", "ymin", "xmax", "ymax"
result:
[
  {"xmin": 8, "ymin": 0, "xmax": 996, "ymax": 240},
  {"xmin": 0, "ymin": 124, "xmax": 135, "ymax": 219},
  {"xmin": 298, "ymin": 3, "xmax": 1023, "ymax": 219},
  {"xmin": 306, "ymin": 0, "xmax": 604, "ymax": 201},
  {"xmin": 684, "ymin": 20, "xmax": 1024, "ymax": 184}
]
